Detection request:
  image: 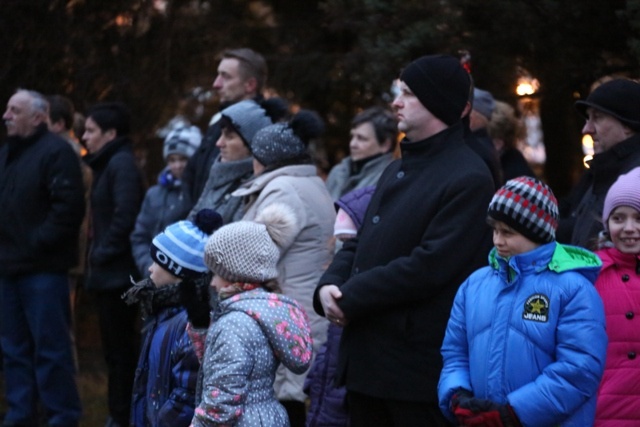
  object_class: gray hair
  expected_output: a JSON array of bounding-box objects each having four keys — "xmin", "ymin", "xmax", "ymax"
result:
[{"xmin": 16, "ymin": 89, "xmax": 49, "ymax": 116}]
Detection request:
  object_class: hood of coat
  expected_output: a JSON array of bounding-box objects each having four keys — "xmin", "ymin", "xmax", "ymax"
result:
[
  {"xmin": 489, "ymin": 241, "xmax": 602, "ymax": 285},
  {"xmin": 220, "ymin": 288, "xmax": 313, "ymax": 374}
]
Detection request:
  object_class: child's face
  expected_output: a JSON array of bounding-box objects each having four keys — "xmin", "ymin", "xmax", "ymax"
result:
[
  {"xmin": 148, "ymin": 262, "xmax": 180, "ymax": 288},
  {"xmin": 492, "ymin": 221, "xmax": 540, "ymax": 258},
  {"xmin": 167, "ymin": 154, "xmax": 188, "ymax": 180},
  {"xmin": 608, "ymin": 206, "xmax": 640, "ymax": 254},
  {"xmin": 210, "ymin": 274, "xmax": 232, "ymax": 293}
]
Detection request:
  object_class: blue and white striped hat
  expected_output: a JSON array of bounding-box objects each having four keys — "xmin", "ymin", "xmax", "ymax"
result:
[{"xmin": 150, "ymin": 209, "xmax": 223, "ymax": 278}]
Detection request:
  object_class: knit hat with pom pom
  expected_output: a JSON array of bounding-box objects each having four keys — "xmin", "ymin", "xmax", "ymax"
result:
[
  {"xmin": 150, "ymin": 209, "xmax": 223, "ymax": 278},
  {"xmin": 251, "ymin": 109, "xmax": 325, "ymax": 168},
  {"xmin": 204, "ymin": 203, "xmax": 298, "ymax": 283}
]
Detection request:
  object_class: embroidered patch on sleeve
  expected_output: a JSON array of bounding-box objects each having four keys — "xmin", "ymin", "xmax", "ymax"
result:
[{"xmin": 522, "ymin": 294, "xmax": 549, "ymax": 323}]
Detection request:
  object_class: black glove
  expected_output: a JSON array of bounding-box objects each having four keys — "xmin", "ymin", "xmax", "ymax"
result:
[
  {"xmin": 179, "ymin": 278, "xmax": 211, "ymax": 328},
  {"xmin": 455, "ymin": 396, "xmax": 521, "ymax": 427}
]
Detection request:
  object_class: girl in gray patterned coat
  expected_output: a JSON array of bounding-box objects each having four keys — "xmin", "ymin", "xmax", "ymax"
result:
[{"xmin": 187, "ymin": 203, "xmax": 314, "ymax": 427}]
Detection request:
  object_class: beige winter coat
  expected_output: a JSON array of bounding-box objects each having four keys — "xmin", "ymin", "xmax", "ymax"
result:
[{"xmin": 233, "ymin": 164, "xmax": 335, "ymax": 402}]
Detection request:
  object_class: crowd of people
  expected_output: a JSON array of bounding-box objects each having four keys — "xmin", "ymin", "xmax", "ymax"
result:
[{"xmin": 0, "ymin": 47, "xmax": 639, "ymax": 427}]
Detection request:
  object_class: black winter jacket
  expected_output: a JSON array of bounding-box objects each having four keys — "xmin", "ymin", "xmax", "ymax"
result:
[
  {"xmin": 557, "ymin": 133, "xmax": 640, "ymax": 249},
  {"xmin": 0, "ymin": 124, "xmax": 85, "ymax": 276},
  {"xmin": 314, "ymin": 123, "xmax": 494, "ymax": 402},
  {"xmin": 84, "ymin": 137, "xmax": 144, "ymax": 290}
]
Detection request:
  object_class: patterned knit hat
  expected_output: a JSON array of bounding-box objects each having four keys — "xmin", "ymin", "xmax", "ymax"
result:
[
  {"xmin": 204, "ymin": 203, "xmax": 297, "ymax": 283},
  {"xmin": 251, "ymin": 110, "xmax": 324, "ymax": 168},
  {"xmin": 150, "ymin": 209, "xmax": 223, "ymax": 278},
  {"xmin": 602, "ymin": 167, "xmax": 640, "ymax": 229},
  {"xmin": 399, "ymin": 54, "xmax": 471, "ymax": 126},
  {"xmin": 488, "ymin": 176, "xmax": 559, "ymax": 243},
  {"xmin": 163, "ymin": 125, "xmax": 202, "ymax": 160}
]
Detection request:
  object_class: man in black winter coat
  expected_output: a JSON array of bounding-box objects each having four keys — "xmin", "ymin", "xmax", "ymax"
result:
[
  {"xmin": 182, "ymin": 48, "xmax": 268, "ymax": 209},
  {"xmin": 0, "ymin": 89, "xmax": 84, "ymax": 426},
  {"xmin": 314, "ymin": 55, "xmax": 494, "ymax": 426}
]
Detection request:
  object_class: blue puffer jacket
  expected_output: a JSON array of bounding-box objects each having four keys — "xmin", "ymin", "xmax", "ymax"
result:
[{"xmin": 439, "ymin": 242, "xmax": 607, "ymax": 427}]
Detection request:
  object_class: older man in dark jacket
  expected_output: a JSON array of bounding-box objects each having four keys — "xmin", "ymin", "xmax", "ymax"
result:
[
  {"xmin": 314, "ymin": 55, "xmax": 494, "ymax": 426},
  {"xmin": 0, "ymin": 89, "xmax": 84, "ymax": 426},
  {"xmin": 557, "ymin": 78, "xmax": 640, "ymax": 248}
]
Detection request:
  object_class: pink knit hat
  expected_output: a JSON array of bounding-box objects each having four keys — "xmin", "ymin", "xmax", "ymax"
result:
[{"xmin": 602, "ymin": 167, "xmax": 640, "ymax": 229}]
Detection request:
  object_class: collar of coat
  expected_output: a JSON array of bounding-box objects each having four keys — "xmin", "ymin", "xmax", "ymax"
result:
[
  {"xmin": 399, "ymin": 122, "xmax": 465, "ymax": 167},
  {"xmin": 83, "ymin": 136, "xmax": 132, "ymax": 170}
]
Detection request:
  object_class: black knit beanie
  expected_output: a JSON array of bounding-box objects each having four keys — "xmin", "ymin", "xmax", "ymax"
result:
[
  {"xmin": 399, "ymin": 54, "xmax": 471, "ymax": 126},
  {"xmin": 575, "ymin": 79, "xmax": 640, "ymax": 132}
]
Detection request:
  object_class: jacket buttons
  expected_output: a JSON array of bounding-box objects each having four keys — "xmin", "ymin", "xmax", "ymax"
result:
[
  {"xmin": 622, "ymin": 274, "xmax": 630, "ymax": 282},
  {"xmin": 628, "ymin": 351, "xmax": 636, "ymax": 360},
  {"xmin": 397, "ymin": 171, "xmax": 405, "ymax": 179},
  {"xmin": 372, "ymin": 215, "xmax": 380, "ymax": 224},
  {"xmin": 626, "ymin": 311, "xmax": 635, "ymax": 320}
]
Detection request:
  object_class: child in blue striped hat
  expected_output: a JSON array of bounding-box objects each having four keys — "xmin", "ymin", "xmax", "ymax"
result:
[{"xmin": 123, "ymin": 209, "xmax": 222, "ymax": 427}]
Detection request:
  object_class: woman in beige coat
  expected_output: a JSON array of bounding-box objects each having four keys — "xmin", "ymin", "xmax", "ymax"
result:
[{"xmin": 233, "ymin": 110, "xmax": 335, "ymax": 426}]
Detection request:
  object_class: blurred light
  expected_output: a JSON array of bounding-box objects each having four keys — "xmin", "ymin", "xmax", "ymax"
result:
[
  {"xmin": 516, "ymin": 77, "xmax": 540, "ymax": 96},
  {"xmin": 581, "ymin": 134, "xmax": 594, "ymax": 156}
]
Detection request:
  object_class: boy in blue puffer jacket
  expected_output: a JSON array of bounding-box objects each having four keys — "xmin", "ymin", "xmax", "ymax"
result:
[{"xmin": 438, "ymin": 176, "xmax": 607, "ymax": 427}]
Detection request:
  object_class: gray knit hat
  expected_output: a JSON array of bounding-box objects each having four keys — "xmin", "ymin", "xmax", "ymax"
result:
[
  {"xmin": 252, "ymin": 110, "xmax": 324, "ymax": 168},
  {"xmin": 204, "ymin": 203, "xmax": 298, "ymax": 283},
  {"xmin": 163, "ymin": 125, "xmax": 202, "ymax": 160},
  {"xmin": 473, "ymin": 88, "xmax": 496, "ymax": 120},
  {"xmin": 221, "ymin": 100, "xmax": 273, "ymax": 148}
]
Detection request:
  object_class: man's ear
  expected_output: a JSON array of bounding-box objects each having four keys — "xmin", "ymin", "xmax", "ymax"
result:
[
  {"xmin": 104, "ymin": 128, "xmax": 117, "ymax": 141},
  {"xmin": 244, "ymin": 77, "xmax": 258, "ymax": 96},
  {"xmin": 461, "ymin": 101, "xmax": 472, "ymax": 118},
  {"xmin": 380, "ymin": 138, "xmax": 393, "ymax": 153}
]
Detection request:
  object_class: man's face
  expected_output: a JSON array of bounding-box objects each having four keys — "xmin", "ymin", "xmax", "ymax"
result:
[
  {"xmin": 3, "ymin": 92, "xmax": 41, "ymax": 137},
  {"xmin": 215, "ymin": 127, "xmax": 250, "ymax": 162},
  {"xmin": 391, "ymin": 80, "xmax": 434, "ymax": 141},
  {"xmin": 349, "ymin": 122, "xmax": 389, "ymax": 161},
  {"xmin": 582, "ymin": 107, "xmax": 633, "ymax": 154},
  {"xmin": 212, "ymin": 58, "xmax": 252, "ymax": 104}
]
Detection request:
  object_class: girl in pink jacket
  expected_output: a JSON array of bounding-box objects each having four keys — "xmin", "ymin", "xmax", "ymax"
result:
[{"xmin": 595, "ymin": 167, "xmax": 640, "ymax": 426}]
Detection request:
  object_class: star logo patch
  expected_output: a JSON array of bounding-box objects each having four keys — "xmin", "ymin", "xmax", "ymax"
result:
[{"xmin": 523, "ymin": 293, "xmax": 549, "ymax": 323}]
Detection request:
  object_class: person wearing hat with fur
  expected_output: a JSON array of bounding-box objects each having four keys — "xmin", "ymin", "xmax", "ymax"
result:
[
  {"xmin": 438, "ymin": 176, "xmax": 607, "ymax": 427},
  {"xmin": 187, "ymin": 97, "xmax": 287, "ymax": 224},
  {"xmin": 314, "ymin": 54, "xmax": 494, "ymax": 426},
  {"xmin": 124, "ymin": 209, "xmax": 222, "ymax": 427},
  {"xmin": 593, "ymin": 167, "xmax": 640, "ymax": 426},
  {"xmin": 558, "ymin": 78, "xmax": 640, "ymax": 249},
  {"xmin": 131, "ymin": 125, "xmax": 202, "ymax": 277},
  {"xmin": 232, "ymin": 110, "xmax": 335, "ymax": 425},
  {"xmin": 186, "ymin": 203, "xmax": 313, "ymax": 427}
]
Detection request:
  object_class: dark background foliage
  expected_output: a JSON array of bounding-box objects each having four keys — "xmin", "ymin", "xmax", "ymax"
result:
[{"xmin": 2, "ymin": 0, "xmax": 639, "ymax": 195}]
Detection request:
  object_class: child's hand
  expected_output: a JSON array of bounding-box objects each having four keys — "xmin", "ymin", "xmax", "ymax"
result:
[
  {"xmin": 319, "ymin": 284, "xmax": 348, "ymax": 326},
  {"xmin": 454, "ymin": 395, "xmax": 521, "ymax": 427}
]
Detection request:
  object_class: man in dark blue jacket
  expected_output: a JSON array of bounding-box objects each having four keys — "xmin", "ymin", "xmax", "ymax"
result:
[
  {"xmin": 314, "ymin": 55, "xmax": 494, "ymax": 426},
  {"xmin": 0, "ymin": 89, "xmax": 84, "ymax": 426}
]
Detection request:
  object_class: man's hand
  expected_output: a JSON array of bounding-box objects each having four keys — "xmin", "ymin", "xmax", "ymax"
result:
[{"xmin": 319, "ymin": 284, "xmax": 348, "ymax": 326}]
